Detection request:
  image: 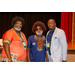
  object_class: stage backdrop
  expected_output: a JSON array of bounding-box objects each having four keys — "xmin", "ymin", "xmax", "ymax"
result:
[
  {"xmin": 0, "ymin": 12, "xmax": 61, "ymax": 39},
  {"xmin": 60, "ymin": 12, "xmax": 72, "ymax": 41}
]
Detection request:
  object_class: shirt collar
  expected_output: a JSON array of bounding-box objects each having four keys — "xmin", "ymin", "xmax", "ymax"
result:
[{"xmin": 50, "ymin": 28, "xmax": 55, "ymax": 34}]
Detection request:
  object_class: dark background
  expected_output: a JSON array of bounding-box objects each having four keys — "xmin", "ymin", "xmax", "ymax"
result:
[{"xmin": 0, "ymin": 12, "xmax": 61, "ymax": 39}]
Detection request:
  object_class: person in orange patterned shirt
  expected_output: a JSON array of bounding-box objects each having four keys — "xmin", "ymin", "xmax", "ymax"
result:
[{"xmin": 1, "ymin": 16, "xmax": 27, "ymax": 62}]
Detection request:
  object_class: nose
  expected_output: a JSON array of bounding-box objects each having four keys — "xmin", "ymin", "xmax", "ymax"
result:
[
  {"xmin": 49, "ymin": 23, "xmax": 52, "ymax": 25},
  {"xmin": 17, "ymin": 25, "xmax": 22, "ymax": 29}
]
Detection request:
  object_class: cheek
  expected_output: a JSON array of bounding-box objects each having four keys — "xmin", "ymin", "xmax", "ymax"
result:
[
  {"xmin": 48, "ymin": 25, "xmax": 52, "ymax": 28},
  {"xmin": 48, "ymin": 25, "xmax": 50, "ymax": 27},
  {"xmin": 19, "ymin": 25, "xmax": 22, "ymax": 28},
  {"xmin": 14, "ymin": 24, "xmax": 18, "ymax": 27},
  {"xmin": 36, "ymin": 31, "xmax": 40, "ymax": 33}
]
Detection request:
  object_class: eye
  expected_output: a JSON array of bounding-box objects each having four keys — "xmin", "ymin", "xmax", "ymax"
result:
[{"xmin": 16, "ymin": 23, "xmax": 19, "ymax": 24}]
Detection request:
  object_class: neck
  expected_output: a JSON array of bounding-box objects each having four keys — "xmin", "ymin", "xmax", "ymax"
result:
[
  {"xmin": 50, "ymin": 27, "xmax": 56, "ymax": 31},
  {"xmin": 13, "ymin": 28, "xmax": 20, "ymax": 34},
  {"xmin": 36, "ymin": 34, "xmax": 43, "ymax": 37},
  {"xmin": 17, "ymin": 31, "xmax": 20, "ymax": 34}
]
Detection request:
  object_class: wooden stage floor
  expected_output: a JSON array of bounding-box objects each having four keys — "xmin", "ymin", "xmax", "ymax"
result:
[
  {"xmin": 67, "ymin": 41, "xmax": 75, "ymax": 50},
  {"xmin": 67, "ymin": 41, "xmax": 75, "ymax": 55},
  {"xmin": 67, "ymin": 41, "xmax": 75, "ymax": 62}
]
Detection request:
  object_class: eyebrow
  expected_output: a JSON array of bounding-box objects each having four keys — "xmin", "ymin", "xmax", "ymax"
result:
[{"xmin": 16, "ymin": 22, "xmax": 22, "ymax": 23}]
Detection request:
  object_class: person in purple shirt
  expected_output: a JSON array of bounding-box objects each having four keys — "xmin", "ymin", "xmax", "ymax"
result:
[{"xmin": 27, "ymin": 21, "xmax": 48, "ymax": 62}]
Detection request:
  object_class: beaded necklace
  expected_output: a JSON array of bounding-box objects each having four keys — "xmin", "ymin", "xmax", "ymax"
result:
[{"xmin": 12, "ymin": 28, "xmax": 26, "ymax": 52}]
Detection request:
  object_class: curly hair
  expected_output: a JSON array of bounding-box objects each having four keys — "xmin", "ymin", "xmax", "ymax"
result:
[
  {"xmin": 11, "ymin": 16, "xmax": 25, "ymax": 27},
  {"xmin": 32, "ymin": 21, "xmax": 47, "ymax": 33}
]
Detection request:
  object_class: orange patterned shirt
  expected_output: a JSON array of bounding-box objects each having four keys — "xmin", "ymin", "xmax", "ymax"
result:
[{"xmin": 1, "ymin": 28, "xmax": 27, "ymax": 62}]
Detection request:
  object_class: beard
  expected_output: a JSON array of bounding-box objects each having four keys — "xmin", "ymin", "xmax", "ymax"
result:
[
  {"xmin": 14, "ymin": 27, "xmax": 21, "ymax": 31},
  {"xmin": 36, "ymin": 31, "xmax": 43, "ymax": 36}
]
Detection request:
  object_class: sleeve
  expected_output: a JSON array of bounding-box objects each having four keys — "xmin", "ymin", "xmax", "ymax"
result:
[
  {"xmin": 2, "ymin": 30, "xmax": 13, "ymax": 44},
  {"xmin": 43, "ymin": 36, "xmax": 46, "ymax": 51},
  {"xmin": 58, "ymin": 30, "xmax": 67, "ymax": 61},
  {"xmin": 44, "ymin": 40, "xmax": 46, "ymax": 51},
  {"xmin": 27, "ymin": 36, "xmax": 32, "ymax": 48},
  {"xmin": 46, "ymin": 32, "xmax": 50, "ymax": 59}
]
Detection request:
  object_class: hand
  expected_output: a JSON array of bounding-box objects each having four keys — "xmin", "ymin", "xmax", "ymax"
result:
[
  {"xmin": 27, "ymin": 57, "xmax": 31, "ymax": 62},
  {"xmin": 8, "ymin": 59, "xmax": 13, "ymax": 62},
  {"xmin": 27, "ymin": 59, "xmax": 31, "ymax": 62},
  {"xmin": 45, "ymin": 60, "xmax": 49, "ymax": 62},
  {"xmin": 45, "ymin": 59, "xmax": 49, "ymax": 62}
]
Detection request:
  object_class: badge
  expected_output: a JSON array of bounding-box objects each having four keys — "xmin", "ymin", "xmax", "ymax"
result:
[
  {"xmin": 55, "ymin": 37, "xmax": 57, "ymax": 39},
  {"xmin": 47, "ymin": 43, "xmax": 50, "ymax": 48},
  {"xmin": 22, "ymin": 42, "xmax": 27, "ymax": 47},
  {"xmin": 32, "ymin": 43, "xmax": 36, "ymax": 46},
  {"xmin": 47, "ymin": 43, "xmax": 50, "ymax": 51}
]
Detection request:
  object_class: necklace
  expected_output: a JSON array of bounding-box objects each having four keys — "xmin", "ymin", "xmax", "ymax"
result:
[{"xmin": 12, "ymin": 28, "xmax": 27, "ymax": 52}]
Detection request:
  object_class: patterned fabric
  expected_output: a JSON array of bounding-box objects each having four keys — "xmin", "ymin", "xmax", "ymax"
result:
[
  {"xmin": 3, "ymin": 39, "xmax": 11, "ymax": 44},
  {"xmin": 34, "ymin": 35, "xmax": 45, "ymax": 51},
  {"xmin": 47, "ymin": 29, "xmax": 55, "ymax": 43},
  {"xmin": 1, "ymin": 52, "xmax": 26, "ymax": 62},
  {"xmin": 27, "ymin": 35, "xmax": 46, "ymax": 62},
  {"xmin": 1, "ymin": 28, "xmax": 27, "ymax": 62},
  {"xmin": 47, "ymin": 29, "xmax": 55, "ymax": 55}
]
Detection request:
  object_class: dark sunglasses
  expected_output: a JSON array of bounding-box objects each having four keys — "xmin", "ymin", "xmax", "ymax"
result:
[{"xmin": 36, "ymin": 28, "xmax": 42, "ymax": 30}]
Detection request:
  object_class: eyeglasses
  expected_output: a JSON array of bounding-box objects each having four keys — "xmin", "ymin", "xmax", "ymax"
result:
[
  {"xmin": 48, "ymin": 22, "xmax": 55, "ymax": 24},
  {"xmin": 36, "ymin": 28, "xmax": 42, "ymax": 31}
]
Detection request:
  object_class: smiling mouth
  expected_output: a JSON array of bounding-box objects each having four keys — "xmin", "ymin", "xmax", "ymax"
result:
[
  {"xmin": 14, "ymin": 27, "xmax": 21, "ymax": 31},
  {"xmin": 49, "ymin": 26, "xmax": 52, "ymax": 28}
]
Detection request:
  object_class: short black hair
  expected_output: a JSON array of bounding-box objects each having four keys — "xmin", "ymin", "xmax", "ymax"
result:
[
  {"xmin": 11, "ymin": 16, "xmax": 25, "ymax": 27},
  {"xmin": 47, "ymin": 18, "xmax": 56, "ymax": 23}
]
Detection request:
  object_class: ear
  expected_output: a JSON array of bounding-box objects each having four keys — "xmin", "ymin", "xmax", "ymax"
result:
[
  {"xmin": 55, "ymin": 23, "xmax": 56, "ymax": 26},
  {"xmin": 13, "ymin": 24, "xmax": 16, "ymax": 28}
]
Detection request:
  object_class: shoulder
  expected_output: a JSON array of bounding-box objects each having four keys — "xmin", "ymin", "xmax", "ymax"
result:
[
  {"xmin": 28, "ymin": 35, "xmax": 34, "ymax": 40},
  {"xmin": 21, "ymin": 32, "xmax": 25, "ymax": 35},
  {"xmin": 56, "ymin": 27, "xmax": 65, "ymax": 33},
  {"xmin": 46, "ymin": 30, "xmax": 51, "ymax": 36},
  {"xmin": 5, "ymin": 29, "xmax": 13, "ymax": 34},
  {"xmin": 21, "ymin": 32, "xmax": 26, "ymax": 37},
  {"xmin": 2, "ymin": 29, "xmax": 14, "ymax": 39},
  {"xmin": 47, "ymin": 30, "xmax": 51, "ymax": 33},
  {"xmin": 3, "ymin": 29, "xmax": 13, "ymax": 36},
  {"xmin": 43, "ymin": 35, "xmax": 46, "ymax": 39},
  {"xmin": 56, "ymin": 28, "xmax": 66, "ymax": 38}
]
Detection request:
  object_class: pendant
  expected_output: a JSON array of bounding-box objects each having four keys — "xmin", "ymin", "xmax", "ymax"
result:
[
  {"xmin": 22, "ymin": 42, "xmax": 27, "ymax": 47},
  {"xmin": 47, "ymin": 43, "xmax": 50, "ymax": 51}
]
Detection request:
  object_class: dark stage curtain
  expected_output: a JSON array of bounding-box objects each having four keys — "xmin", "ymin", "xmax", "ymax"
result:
[{"xmin": 0, "ymin": 12, "xmax": 61, "ymax": 39}]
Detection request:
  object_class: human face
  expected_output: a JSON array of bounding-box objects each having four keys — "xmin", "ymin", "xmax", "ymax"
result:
[
  {"xmin": 47, "ymin": 19, "xmax": 56, "ymax": 31},
  {"xmin": 35, "ymin": 26, "xmax": 43, "ymax": 36},
  {"xmin": 14, "ymin": 21, "xmax": 22, "ymax": 31}
]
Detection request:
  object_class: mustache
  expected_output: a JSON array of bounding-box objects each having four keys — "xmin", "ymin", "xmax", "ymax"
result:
[
  {"xmin": 36, "ymin": 31, "xmax": 43, "ymax": 35},
  {"xmin": 14, "ymin": 27, "xmax": 21, "ymax": 31}
]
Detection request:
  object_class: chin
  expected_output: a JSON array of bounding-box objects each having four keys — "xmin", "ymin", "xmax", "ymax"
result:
[{"xmin": 49, "ymin": 28, "xmax": 52, "ymax": 30}]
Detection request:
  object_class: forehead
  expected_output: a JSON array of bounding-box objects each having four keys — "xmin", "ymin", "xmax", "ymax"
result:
[
  {"xmin": 15, "ymin": 21, "xmax": 22, "ymax": 23},
  {"xmin": 36, "ymin": 26, "xmax": 41, "ymax": 28},
  {"xmin": 48, "ymin": 19, "xmax": 55, "ymax": 23}
]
